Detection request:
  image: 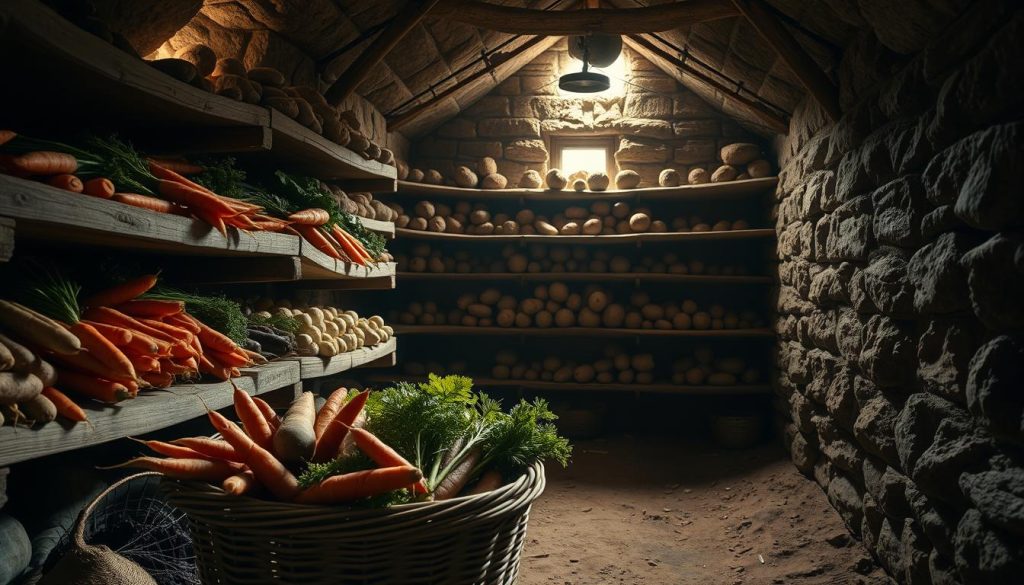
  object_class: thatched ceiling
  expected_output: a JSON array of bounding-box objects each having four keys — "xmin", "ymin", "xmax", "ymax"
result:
[{"xmin": 186, "ymin": 0, "xmax": 972, "ymax": 137}]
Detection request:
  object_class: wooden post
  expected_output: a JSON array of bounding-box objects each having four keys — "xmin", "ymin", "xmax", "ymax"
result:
[
  {"xmin": 388, "ymin": 35, "xmax": 550, "ymax": 132},
  {"xmin": 324, "ymin": 0, "xmax": 443, "ymax": 107},
  {"xmin": 729, "ymin": 0, "xmax": 841, "ymax": 121},
  {"xmin": 625, "ymin": 35, "xmax": 789, "ymax": 134}
]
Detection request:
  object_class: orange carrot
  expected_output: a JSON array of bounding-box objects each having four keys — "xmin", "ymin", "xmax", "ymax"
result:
[
  {"xmin": 111, "ymin": 192, "xmax": 180, "ymax": 214},
  {"xmin": 294, "ymin": 466, "xmax": 423, "ymax": 505},
  {"xmin": 253, "ymin": 397, "xmax": 280, "ymax": 432},
  {"xmin": 123, "ymin": 330, "xmax": 163, "ymax": 355},
  {"xmin": 67, "ymin": 321, "xmax": 136, "ymax": 381},
  {"xmin": 320, "ymin": 229, "xmax": 352, "ymax": 263},
  {"xmin": 331, "ymin": 225, "xmax": 369, "ymax": 265},
  {"xmin": 139, "ymin": 318, "xmax": 194, "ymax": 342},
  {"xmin": 47, "ymin": 174, "xmax": 83, "ymax": 193},
  {"xmin": 82, "ymin": 320, "xmax": 133, "ymax": 346},
  {"xmin": 207, "ymin": 409, "xmax": 300, "ymax": 501},
  {"xmin": 9, "ymin": 151, "xmax": 77, "ymax": 175},
  {"xmin": 83, "ymin": 275, "xmax": 159, "ymax": 308},
  {"xmin": 198, "ymin": 354, "xmax": 232, "ymax": 381},
  {"xmin": 157, "ymin": 180, "xmax": 236, "ymax": 217},
  {"xmin": 123, "ymin": 352, "xmax": 160, "ymax": 373},
  {"xmin": 57, "ymin": 370, "xmax": 132, "ymax": 403},
  {"xmin": 82, "ymin": 177, "xmax": 115, "ymax": 199},
  {"xmin": 146, "ymin": 158, "xmax": 203, "ymax": 176},
  {"xmin": 233, "ymin": 383, "xmax": 274, "ymax": 451},
  {"xmin": 140, "ymin": 371, "xmax": 175, "ymax": 388},
  {"xmin": 164, "ymin": 312, "xmax": 201, "ymax": 334},
  {"xmin": 171, "ymin": 437, "xmax": 242, "ymax": 462},
  {"xmin": 192, "ymin": 318, "xmax": 238, "ymax": 354},
  {"xmin": 312, "ymin": 390, "xmax": 368, "ymax": 462},
  {"xmin": 288, "ymin": 208, "xmax": 330, "ymax": 226},
  {"xmin": 132, "ymin": 438, "xmax": 213, "ymax": 460},
  {"xmin": 115, "ymin": 299, "xmax": 184, "ymax": 319},
  {"xmin": 223, "ymin": 470, "xmax": 259, "ymax": 496},
  {"xmin": 41, "ymin": 387, "xmax": 87, "ymax": 422},
  {"xmin": 46, "ymin": 348, "xmax": 128, "ymax": 383},
  {"xmin": 294, "ymin": 224, "xmax": 343, "ymax": 260},
  {"xmin": 346, "ymin": 425, "xmax": 428, "ymax": 494},
  {"xmin": 209, "ymin": 349, "xmax": 250, "ymax": 368},
  {"xmin": 149, "ymin": 161, "xmax": 217, "ymax": 195},
  {"xmin": 313, "ymin": 387, "xmax": 348, "ymax": 441},
  {"xmin": 106, "ymin": 456, "xmax": 243, "ymax": 482}
]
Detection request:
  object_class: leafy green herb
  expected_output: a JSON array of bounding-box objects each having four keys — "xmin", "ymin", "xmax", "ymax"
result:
[
  {"xmin": 16, "ymin": 264, "xmax": 82, "ymax": 324},
  {"xmin": 194, "ymin": 157, "xmax": 248, "ymax": 199},
  {"xmin": 144, "ymin": 288, "xmax": 248, "ymax": 343}
]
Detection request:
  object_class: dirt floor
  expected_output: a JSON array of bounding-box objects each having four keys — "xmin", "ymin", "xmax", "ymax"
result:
[{"xmin": 520, "ymin": 435, "xmax": 893, "ymax": 585}]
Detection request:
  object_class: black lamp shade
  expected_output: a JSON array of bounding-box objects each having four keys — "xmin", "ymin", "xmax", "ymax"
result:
[{"xmin": 559, "ymin": 71, "xmax": 610, "ymax": 93}]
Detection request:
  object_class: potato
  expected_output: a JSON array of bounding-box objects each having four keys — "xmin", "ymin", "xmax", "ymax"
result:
[
  {"xmin": 428, "ymin": 216, "xmax": 446, "ymax": 232},
  {"xmin": 578, "ymin": 308, "xmax": 601, "ymax": 327},
  {"xmin": 535, "ymin": 220, "xmax": 559, "ymax": 235},
  {"xmin": 684, "ymin": 367, "xmax": 706, "ymax": 385},
  {"xmin": 618, "ymin": 369, "xmax": 635, "ymax": 383},
  {"xmin": 650, "ymin": 220, "xmax": 667, "ymax": 233},
  {"xmin": 747, "ymin": 159, "xmax": 772, "ymax": 178},
  {"xmin": 711, "ymin": 165, "xmax": 738, "ymax": 183},
  {"xmin": 496, "ymin": 309, "xmax": 516, "ymax": 327},
  {"xmin": 687, "ymin": 168, "xmax": 709, "ymax": 185},
  {"xmin": 502, "ymin": 220, "xmax": 519, "ymax": 234},
  {"xmin": 454, "ymin": 166, "xmax": 478, "ymax": 188},
  {"xmin": 566, "ymin": 293, "xmax": 583, "ymax": 311},
  {"xmin": 672, "ymin": 312, "xmax": 692, "ymax": 329},
  {"xmin": 478, "ymin": 156, "xmax": 498, "ymax": 177},
  {"xmin": 574, "ymin": 364, "xmax": 596, "ymax": 383},
  {"xmin": 554, "ymin": 366, "xmax": 574, "ymax": 382},
  {"xmin": 467, "ymin": 303, "xmax": 492, "ymax": 318},
  {"xmin": 407, "ymin": 168, "xmax": 425, "ymax": 182},
  {"xmin": 535, "ymin": 310, "xmax": 554, "ymax": 328},
  {"xmin": 481, "ymin": 173, "xmax": 508, "ymax": 189},
  {"xmin": 720, "ymin": 143, "xmax": 761, "ymax": 165},
  {"xmin": 640, "ymin": 304, "xmax": 664, "ymax": 321},
  {"xmin": 624, "ymin": 311, "xmax": 643, "ymax": 329},
  {"xmin": 519, "ymin": 170, "xmax": 543, "ymax": 188},
  {"xmin": 602, "ymin": 304, "xmax": 625, "ymax": 327},
  {"xmin": 587, "ymin": 172, "xmax": 610, "ymax": 191},
  {"xmin": 629, "ymin": 213, "xmax": 651, "ymax": 232},
  {"xmin": 470, "ymin": 209, "xmax": 490, "ymax": 225},
  {"xmin": 614, "ymin": 170, "xmax": 641, "ymax": 190},
  {"xmin": 493, "ymin": 364, "xmax": 511, "ymax": 379},
  {"xmin": 408, "ymin": 217, "xmax": 428, "ymax": 231},
  {"xmin": 631, "ymin": 354, "xmax": 655, "ymax": 371},
  {"xmin": 572, "ymin": 179, "xmax": 587, "ymax": 192},
  {"xmin": 516, "ymin": 209, "xmax": 535, "ymax": 225},
  {"xmin": 475, "ymin": 221, "xmax": 495, "ymax": 234},
  {"xmin": 554, "ymin": 308, "xmax": 575, "ymax": 327},
  {"xmin": 732, "ymin": 219, "xmax": 750, "ymax": 230},
  {"xmin": 497, "ymin": 295, "xmax": 518, "ymax": 310},
  {"xmin": 582, "ymin": 218, "xmax": 602, "ymax": 235},
  {"xmin": 708, "ymin": 372, "xmax": 738, "ymax": 386},
  {"xmin": 611, "ymin": 201, "xmax": 631, "ymax": 219},
  {"xmin": 585, "ymin": 291, "xmax": 608, "ymax": 312},
  {"xmin": 513, "ymin": 312, "xmax": 530, "ymax": 327},
  {"xmin": 692, "ymin": 311, "xmax": 712, "ymax": 329},
  {"xmin": 559, "ymin": 222, "xmax": 580, "ymax": 235},
  {"xmin": 414, "ymin": 201, "xmax": 436, "ymax": 219},
  {"xmin": 546, "ymin": 169, "xmax": 568, "ymax": 190}
]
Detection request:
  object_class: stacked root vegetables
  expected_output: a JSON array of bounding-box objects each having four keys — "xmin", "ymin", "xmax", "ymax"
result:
[
  {"xmin": 398, "ymin": 242, "xmax": 754, "ymax": 277},
  {"xmin": 392, "ymin": 198, "xmax": 749, "ymax": 237},
  {"xmin": 671, "ymin": 347, "xmax": 761, "ymax": 386},
  {"xmin": 393, "ymin": 285, "xmax": 764, "ymax": 331},
  {"xmin": 248, "ymin": 299, "xmax": 393, "ymax": 359},
  {"xmin": 0, "ymin": 275, "xmax": 252, "ymax": 428}
]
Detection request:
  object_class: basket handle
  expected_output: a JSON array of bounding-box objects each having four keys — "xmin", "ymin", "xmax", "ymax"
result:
[{"xmin": 72, "ymin": 471, "xmax": 163, "ymax": 547}]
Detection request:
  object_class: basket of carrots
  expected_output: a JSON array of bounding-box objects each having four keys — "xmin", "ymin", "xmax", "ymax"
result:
[{"xmin": 139, "ymin": 375, "xmax": 570, "ymax": 585}]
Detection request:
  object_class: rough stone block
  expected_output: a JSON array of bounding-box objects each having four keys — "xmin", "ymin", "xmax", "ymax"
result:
[
  {"xmin": 928, "ymin": 550, "xmax": 962, "ymax": 585},
  {"xmin": 954, "ymin": 509, "xmax": 1024, "ymax": 583},
  {"xmin": 614, "ymin": 137, "xmax": 669, "ymax": 163},
  {"xmin": 828, "ymin": 474, "xmax": 865, "ymax": 536},
  {"xmin": 908, "ymin": 232, "xmax": 981, "ymax": 314},
  {"xmin": 863, "ymin": 249, "xmax": 915, "ymax": 319},
  {"xmin": 672, "ymin": 139, "xmax": 717, "ymax": 165},
  {"xmin": 953, "ymin": 121, "xmax": 1023, "ymax": 230},
  {"xmin": 790, "ymin": 429, "xmax": 818, "ymax": 475},
  {"xmin": 920, "ymin": 205, "xmax": 964, "ymax": 241},
  {"xmin": 872, "ymin": 175, "xmax": 930, "ymax": 248},
  {"xmin": 917, "ymin": 319, "xmax": 978, "ymax": 404},
  {"xmin": 962, "ymin": 233, "xmax": 1024, "ymax": 331},
  {"xmin": 894, "ymin": 393, "xmax": 970, "ymax": 478},
  {"xmin": 906, "ymin": 481, "xmax": 961, "ymax": 559},
  {"xmin": 673, "ymin": 119, "xmax": 720, "ymax": 138},
  {"xmin": 913, "ymin": 419, "xmax": 996, "ymax": 506},
  {"xmin": 477, "ymin": 117, "xmax": 540, "ymax": 138},
  {"xmin": 617, "ymin": 118, "xmax": 673, "ymax": 140},
  {"xmin": 520, "ymin": 75, "xmax": 557, "ymax": 96},
  {"xmin": 854, "ymin": 394, "xmax": 903, "ymax": 467},
  {"xmin": 902, "ymin": 517, "xmax": 934, "ymax": 585},
  {"xmin": 457, "ymin": 141, "xmax": 503, "ymax": 160},
  {"xmin": 878, "ymin": 467, "xmax": 913, "ymax": 519},
  {"xmin": 504, "ymin": 138, "xmax": 547, "ymax": 163},
  {"xmin": 437, "ymin": 118, "xmax": 477, "ymax": 139},
  {"xmin": 463, "ymin": 96, "xmax": 510, "ymax": 118},
  {"xmin": 876, "ymin": 517, "xmax": 906, "ymax": 577},
  {"xmin": 966, "ymin": 335, "xmax": 1024, "ymax": 442},
  {"xmin": 960, "ymin": 468, "xmax": 1024, "ymax": 537},
  {"xmin": 624, "ymin": 94, "xmax": 672, "ymax": 118},
  {"xmin": 835, "ymin": 308, "xmax": 866, "ymax": 361}
]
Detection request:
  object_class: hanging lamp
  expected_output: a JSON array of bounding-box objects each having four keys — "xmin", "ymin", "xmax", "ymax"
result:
[{"xmin": 559, "ymin": 1, "xmax": 622, "ymax": 93}]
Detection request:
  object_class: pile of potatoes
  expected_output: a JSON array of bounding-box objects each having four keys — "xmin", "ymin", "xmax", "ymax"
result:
[
  {"xmin": 403, "ymin": 157, "xmax": 510, "ymax": 190},
  {"xmin": 490, "ymin": 347, "xmax": 658, "ymax": 385},
  {"xmin": 390, "ymin": 198, "xmax": 749, "ymax": 236},
  {"xmin": 148, "ymin": 45, "xmax": 393, "ymax": 165},
  {"xmin": 328, "ymin": 188, "xmax": 400, "ymax": 223},
  {"xmin": 396, "ymin": 242, "xmax": 752, "ymax": 277},
  {"xmin": 392, "ymin": 284, "xmax": 763, "ymax": 331},
  {"xmin": 671, "ymin": 347, "xmax": 761, "ymax": 386},
  {"xmin": 250, "ymin": 300, "xmax": 393, "ymax": 358},
  {"xmin": 660, "ymin": 143, "xmax": 773, "ymax": 187}
]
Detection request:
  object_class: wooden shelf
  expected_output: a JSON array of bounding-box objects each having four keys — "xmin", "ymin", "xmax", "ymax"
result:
[
  {"xmin": 298, "ymin": 239, "xmax": 397, "ymax": 285},
  {"xmin": 357, "ymin": 216, "xmax": 396, "ymax": 238},
  {"xmin": 395, "ymin": 177, "xmax": 778, "ymax": 201},
  {"xmin": 396, "ymin": 272, "xmax": 774, "ymax": 284},
  {"xmin": 395, "ymin": 228, "xmax": 776, "ymax": 244},
  {"xmin": 364, "ymin": 375, "xmax": 771, "ymax": 396},
  {"xmin": 284, "ymin": 337, "xmax": 397, "ymax": 379},
  {"xmin": 0, "ymin": 218, "xmax": 13, "ymax": 262},
  {"xmin": 0, "ymin": 1, "xmax": 397, "ymax": 186},
  {"xmin": 0, "ymin": 362, "xmax": 300, "ymax": 467},
  {"xmin": 0, "ymin": 175, "xmax": 301, "ymax": 258},
  {"xmin": 393, "ymin": 326, "xmax": 774, "ymax": 338}
]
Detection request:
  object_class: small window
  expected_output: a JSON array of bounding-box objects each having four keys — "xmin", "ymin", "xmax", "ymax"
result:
[{"xmin": 549, "ymin": 136, "xmax": 616, "ymax": 177}]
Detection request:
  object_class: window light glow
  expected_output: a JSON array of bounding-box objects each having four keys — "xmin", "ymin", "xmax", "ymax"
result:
[{"xmin": 561, "ymin": 147, "xmax": 608, "ymax": 176}]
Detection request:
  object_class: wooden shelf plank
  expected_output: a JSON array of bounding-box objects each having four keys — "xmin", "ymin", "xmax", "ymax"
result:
[
  {"xmin": 0, "ymin": 218, "xmax": 13, "ymax": 262},
  {"xmin": 268, "ymin": 111, "xmax": 398, "ymax": 183},
  {"xmin": 395, "ymin": 177, "xmax": 777, "ymax": 201},
  {"xmin": 396, "ymin": 272, "xmax": 774, "ymax": 284},
  {"xmin": 297, "ymin": 239, "xmax": 397, "ymax": 285},
  {"xmin": 284, "ymin": 337, "xmax": 397, "ymax": 379},
  {"xmin": 0, "ymin": 361, "xmax": 301, "ymax": 467},
  {"xmin": 357, "ymin": 216, "xmax": 396, "ymax": 238},
  {"xmin": 0, "ymin": 175, "xmax": 301, "ymax": 258},
  {"xmin": 0, "ymin": 0, "xmax": 268, "ymax": 129},
  {"xmin": 363, "ymin": 374, "xmax": 771, "ymax": 396},
  {"xmin": 395, "ymin": 227, "xmax": 776, "ymax": 244},
  {"xmin": 393, "ymin": 326, "xmax": 774, "ymax": 338}
]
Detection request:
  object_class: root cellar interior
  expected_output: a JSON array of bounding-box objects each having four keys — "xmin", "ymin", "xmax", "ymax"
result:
[{"xmin": 0, "ymin": 1, "xmax": 1021, "ymax": 584}]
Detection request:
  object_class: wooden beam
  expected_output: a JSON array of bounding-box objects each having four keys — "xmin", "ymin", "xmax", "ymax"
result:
[
  {"xmin": 388, "ymin": 35, "xmax": 550, "ymax": 132},
  {"xmin": 325, "ymin": 0, "xmax": 442, "ymax": 107},
  {"xmin": 625, "ymin": 35, "xmax": 789, "ymax": 134},
  {"xmin": 434, "ymin": 0, "xmax": 737, "ymax": 35},
  {"xmin": 729, "ymin": 0, "xmax": 840, "ymax": 121}
]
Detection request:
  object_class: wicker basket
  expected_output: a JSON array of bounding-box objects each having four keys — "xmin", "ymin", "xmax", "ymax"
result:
[{"xmin": 162, "ymin": 463, "xmax": 546, "ymax": 585}]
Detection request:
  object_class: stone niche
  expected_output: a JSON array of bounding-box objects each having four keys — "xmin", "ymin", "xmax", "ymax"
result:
[
  {"xmin": 774, "ymin": 3, "xmax": 1024, "ymax": 584},
  {"xmin": 410, "ymin": 40, "xmax": 762, "ymax": 187}
]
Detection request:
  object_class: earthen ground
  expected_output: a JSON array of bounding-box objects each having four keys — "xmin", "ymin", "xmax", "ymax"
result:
[{"xmin": 520, "ymin": 435, "xmax": 893, "ymax": 585}]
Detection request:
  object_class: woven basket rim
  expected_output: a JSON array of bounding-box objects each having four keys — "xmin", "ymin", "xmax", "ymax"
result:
[{"xmin": 163, "ymin": 461, "xmax": 545, "ymax": 519}]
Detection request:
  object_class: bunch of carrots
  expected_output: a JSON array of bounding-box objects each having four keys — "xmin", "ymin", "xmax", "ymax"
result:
[
  {"xmin": 115, "ymin": 386, "xmax": 424, "ymax": 505},
  {"xmin": 0, "ymin": 130, "xmax": 383, "ymax": 265}
]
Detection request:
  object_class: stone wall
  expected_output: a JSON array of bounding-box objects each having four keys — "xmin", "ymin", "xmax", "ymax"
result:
[
  {"xmin": 411, "ymin": 40, "xmax": 763, "ymax": 187},
  {"xmin": 772, "ymin": 2, "xmax": 1023, "ymax": 583}
]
